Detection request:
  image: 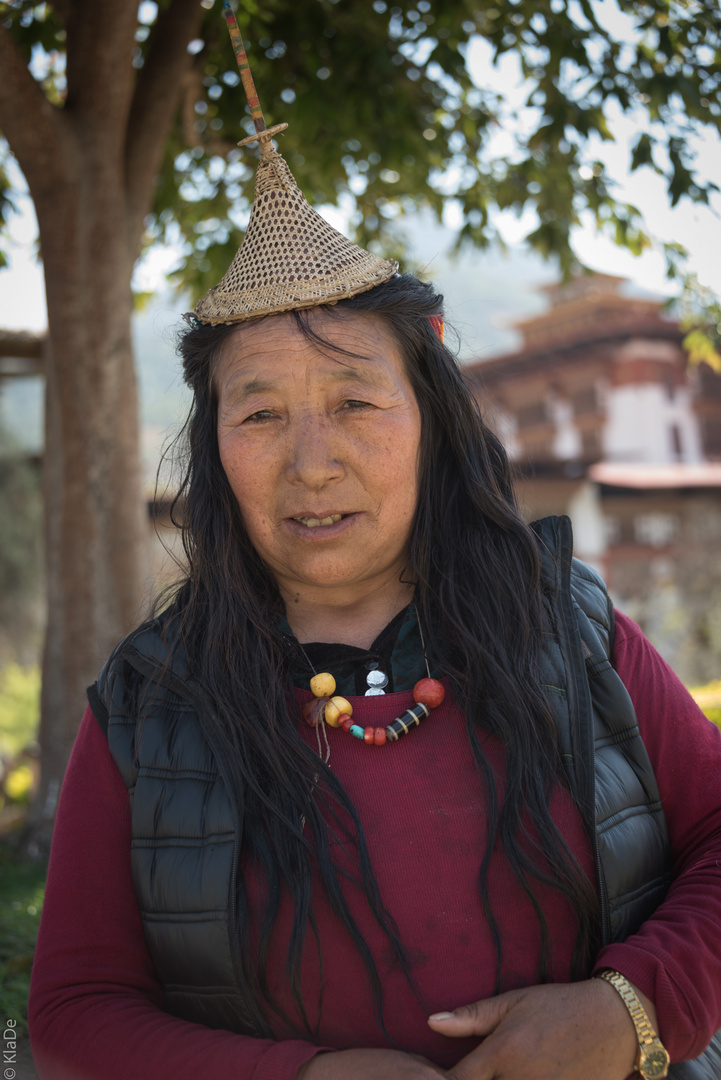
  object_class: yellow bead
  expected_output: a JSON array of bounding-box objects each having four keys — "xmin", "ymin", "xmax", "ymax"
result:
[
  {"xmin": 325, "ymin": 696, "xmax": 353, "ymax": 727},
  {"xmin": 310, "ymin": 672, "xmax": 336, "ymax": 698}
]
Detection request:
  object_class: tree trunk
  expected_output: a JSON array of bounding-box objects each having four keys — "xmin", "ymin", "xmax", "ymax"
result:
[
  {"xmin": 21, "ymin": 167, "xmax": 146, "ymax": 859},
  {"xmin": 0, "ymin": 0, "xmax": 206, "ymax": 858}
]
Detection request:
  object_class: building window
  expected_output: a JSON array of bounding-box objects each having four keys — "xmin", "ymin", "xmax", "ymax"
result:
[
  {"xmin": 665, "ymin": 370, "xmax": 675, "ymax": 401},
  {"xmin": 516, "ymin": 401, "xmax": 549, "ymax": 429},
  {"xmin": 522, "ymin": 439, "xmax": 553, "ymax": 462},
  {"xmin": 670, "ymin": 424, "xmax": 683, "ymax": 460},
  {"xmin": 604, "ymin": 515, "xmax": 621, "ymax": 546},
  {"xmin": 699, "ymin": 367, "xmax": 721, "ymax": 400},
  {"xmin": 634, "ymin": 513, "xmax": 679, "ymax": 548},
  {"xmin": 572, "ymin": 386, "xmax": 597, "ymax": 416},
  {"xmin": 702, "ymin": 418, "xmax": 721, "ymax": 460},
  {"xmin": 580, "ymin": 428, "xmax": 600, "ymax": 461}
]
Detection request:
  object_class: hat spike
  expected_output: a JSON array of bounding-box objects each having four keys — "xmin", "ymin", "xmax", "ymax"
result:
[
  {"xmin": 222, "ymin": 0, "xmax": 287, "ymax": 150},
  {"xmin": 193, "ymin": 1, "xmax": 398, "ymax": 324}
]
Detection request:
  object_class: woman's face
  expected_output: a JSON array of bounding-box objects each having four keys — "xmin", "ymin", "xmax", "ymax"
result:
[{"xmin": 215, "ymin": 310, "xmax": 422, "ymax": 602}]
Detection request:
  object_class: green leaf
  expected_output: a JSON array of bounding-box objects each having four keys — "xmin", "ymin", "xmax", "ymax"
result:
[
  {"xmin": 683, "ymin": 330, "xmax": 721, "ymax": 373},
  {"xmin": 630, "ymin": 133, "xmax": 657, "ymax": 172}
]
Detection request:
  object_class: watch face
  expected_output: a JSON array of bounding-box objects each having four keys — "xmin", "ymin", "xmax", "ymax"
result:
[{"xmin": 640, "ymin": 1045, "xmax": 670, "ymax": 1079}]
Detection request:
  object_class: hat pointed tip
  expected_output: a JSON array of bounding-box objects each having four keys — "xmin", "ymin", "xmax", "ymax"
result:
[{"xmin": 194, "ymin": 146, "xmax": 400, "ymax": 325}]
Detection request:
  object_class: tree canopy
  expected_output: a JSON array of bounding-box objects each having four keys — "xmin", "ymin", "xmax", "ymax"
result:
[{"xmin": 2, "ymin": 0, "xmax": 720, "ymax": 297}]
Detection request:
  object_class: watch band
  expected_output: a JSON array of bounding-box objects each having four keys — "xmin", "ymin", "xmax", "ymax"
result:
[{"xmin": 595, "ymin": 969, "xmax": 670, "ymax": 1079}]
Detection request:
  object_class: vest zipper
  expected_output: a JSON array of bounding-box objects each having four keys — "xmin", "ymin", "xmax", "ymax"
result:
[{"xmin": 552, "ymin": 517, "xmax": 611, "ymax": 948}]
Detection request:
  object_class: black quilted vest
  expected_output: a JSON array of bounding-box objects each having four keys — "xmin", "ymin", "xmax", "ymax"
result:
[{"xmin": 89, "ymin": 516, "xmax": 720, "ymax": 1075}]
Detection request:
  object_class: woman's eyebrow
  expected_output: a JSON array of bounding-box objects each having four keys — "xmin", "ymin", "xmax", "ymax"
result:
[
  {"xmin": 324, "ymin": 363, "xmax": 393, "ymax": 391},
  {"xmin": 222, "ymin": 364, "xmax": 393, "ymax": 407},
  {"xmin": 221, "ymin": 376, "xmax": 275, "ymax": 409}
]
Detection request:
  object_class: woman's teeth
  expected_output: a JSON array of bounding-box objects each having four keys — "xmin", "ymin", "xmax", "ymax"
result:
[{"xmin": 294, "ymin": 514, "xmax": 343, "ymax": 528}]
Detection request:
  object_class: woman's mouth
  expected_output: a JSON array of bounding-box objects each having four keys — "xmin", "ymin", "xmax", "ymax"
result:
[{"xmin": 293, "ymin": 513, "xmax": 344, "ymax": 528}]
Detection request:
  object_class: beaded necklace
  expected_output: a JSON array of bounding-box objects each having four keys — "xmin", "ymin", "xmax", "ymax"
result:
[{"xmin": 297, "ymin": 606, "xmax": 445, "ymax": 747}]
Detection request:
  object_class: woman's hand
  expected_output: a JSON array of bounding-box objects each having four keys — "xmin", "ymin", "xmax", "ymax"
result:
[
  {"xmin": 298, "ymin": 1048, "xmax": 444, "ymax": 1079},
  {"xmin": 427, "ymin": 978, "xmax": 641, "ymax": 1080}
]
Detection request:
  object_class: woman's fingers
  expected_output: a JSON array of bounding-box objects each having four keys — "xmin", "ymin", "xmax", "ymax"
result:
[
  {"xmin": 429, "ymin": 981, "xmax": 639, "ymax": 1080},
  {"xmin": 428, "ymin": 992, "xmax": 517, "ymax": 1038}
]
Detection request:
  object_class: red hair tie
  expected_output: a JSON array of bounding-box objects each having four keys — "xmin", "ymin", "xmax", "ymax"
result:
[{"xmin": 428, "ymin": 314, "xmax": 444, "ymax": 343}]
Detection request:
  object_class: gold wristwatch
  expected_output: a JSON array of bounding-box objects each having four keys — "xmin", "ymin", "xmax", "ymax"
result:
[{"xmin": 596, "ymin": 969, "xmax": 670, "ymax": 1079}]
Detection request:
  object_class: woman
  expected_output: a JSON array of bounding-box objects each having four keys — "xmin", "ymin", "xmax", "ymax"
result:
[
  {"xmin": 28, "ymin": 9, "xmax": 721, "ymax": 1068},
  {"xmin": 28, "ymin": 271, "xmax": 721, "ymax": 1080}
]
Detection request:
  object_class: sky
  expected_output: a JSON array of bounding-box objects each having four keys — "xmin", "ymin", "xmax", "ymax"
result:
[{"xmin": 1, "ymin": 3, "xmax": 720, "ymax": 471}]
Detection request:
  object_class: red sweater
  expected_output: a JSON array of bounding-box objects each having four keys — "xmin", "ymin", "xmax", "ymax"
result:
[{"xmin": 29, "ymin": 613, "xmax": 721, "ymax": 1079}]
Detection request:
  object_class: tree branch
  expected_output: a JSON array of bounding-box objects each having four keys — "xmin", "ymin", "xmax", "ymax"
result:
[
  {"xmin": 50, "ymin": 0, "xmax": 80, "ymax": 30},
  {"xmin": 124, "ymin": 0, "xmax": 206, "ymax": 250},
  {"xmin": 64, "ymin": 0, "xmax": 139, "ymax": 135},
  {"xmin": 0, "ymin": 24, "xmax": 68, "ymax": 199}
]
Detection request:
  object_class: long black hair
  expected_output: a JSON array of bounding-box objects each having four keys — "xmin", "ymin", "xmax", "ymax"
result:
[{"xmin": 164, "ymin": 273, "xmax": 599, "ymax": 1038}]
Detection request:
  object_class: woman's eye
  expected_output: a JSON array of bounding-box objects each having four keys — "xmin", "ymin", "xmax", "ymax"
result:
[
  {"xmin": 244, "ymin": 409, "xmax": 276, "ymax": 423},
  {"xmin": 342, "ymin": 399, "xmax": 372, "ymax": 411}
]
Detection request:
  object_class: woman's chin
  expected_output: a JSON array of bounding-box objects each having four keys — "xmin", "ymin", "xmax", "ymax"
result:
[
  {"xmin": 258, "ymin": 513, "xmax": 410, "ymax": 597},
  {"xmin": 276, "ymin": 558, "xmax": 383, "ymax": 593},
  {"xmin": 270, "ymin": 548, "xmax": 402, "ymax": 596}
]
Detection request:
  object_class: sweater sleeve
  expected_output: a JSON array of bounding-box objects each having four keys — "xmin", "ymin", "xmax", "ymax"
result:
[
  {"xmin": 592, "ymin": 611, "xmax": 721, "ymax": 1063},
  {"xmin": 28, "ymin": 705, "xmax": 324, "ymax": 1080}
]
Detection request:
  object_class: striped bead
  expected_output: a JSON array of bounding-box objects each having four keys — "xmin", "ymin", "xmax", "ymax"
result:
[{"xmin": 386, "ymin": 702, "xmax": 430, "ymax": 741}]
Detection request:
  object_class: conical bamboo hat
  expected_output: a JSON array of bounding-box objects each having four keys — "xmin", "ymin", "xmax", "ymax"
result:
[
  {"xmin": 194, "ymin": 140, "xmax": 398, "ymax": 325},
  {"xmin": 194, "ymin": 2, "xmax": 398, "ymax": 326}
]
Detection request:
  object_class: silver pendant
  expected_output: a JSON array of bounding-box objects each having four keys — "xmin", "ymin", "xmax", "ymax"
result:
[
  {"xmin": 366, "ymin": 669, "xmax": 389, "ymax": 689},
  {"xmin": 365, "ymin": 686, "xmax": 386, "ymax": 696}
]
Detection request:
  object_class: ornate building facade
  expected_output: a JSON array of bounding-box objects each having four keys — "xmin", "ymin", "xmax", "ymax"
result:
[{"xmin": 464, "ymin": 274, "xmax": 721, "ymax": 683}]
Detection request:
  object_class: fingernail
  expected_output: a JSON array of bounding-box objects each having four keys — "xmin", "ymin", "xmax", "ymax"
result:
[{"xmin": 428, "ymin": 1012, "xmax": 456, "ymax": 1021}]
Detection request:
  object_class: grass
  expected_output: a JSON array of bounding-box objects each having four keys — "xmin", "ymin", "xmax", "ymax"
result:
[
  {"xmin": 0, "ymin": 664, "xmax": 40, "ymax": 759},
  {"xmin": 689, "ymin": 678, "xmax": 721, "ymax": 730},
  {"xmin": 0, "ymin": 666, "xmax": 43, "ymax": 1076},
  {"xmin": 0, "ymin": 664, "xmax": 40, "ymax": 823},
  {"xmin": 0, "ymin": 845, "xmax": 45, "ymax": 1079}
]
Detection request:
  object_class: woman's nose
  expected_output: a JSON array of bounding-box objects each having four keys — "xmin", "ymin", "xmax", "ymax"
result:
[{"xmin": 285, "ymin": 416, "xmax": 344, "ymax": 489}]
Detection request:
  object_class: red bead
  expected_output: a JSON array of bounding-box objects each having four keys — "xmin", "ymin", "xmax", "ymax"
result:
[
  {"xmin": 363, "ymin": 727, "xmax": 375, "ymax": 744},
  {"xmin": 413, "ymin": 678, "xmax": 445, "ymax": 709},
  {"xmin": 302, "ymin": 696, "xmax": 329, "ymax": 727},
  {"xmin": 373, "ymin": 727, "xmax": 387, "ymax": 746},
  {"xmin": 340, "ymin": 716, "xmax": 354, "ymax": 732}
]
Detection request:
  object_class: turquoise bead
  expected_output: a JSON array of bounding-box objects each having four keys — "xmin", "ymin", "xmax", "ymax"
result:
[{"xmin": 350, "ymin": 725, "xmax": 365, "ymax": 739}]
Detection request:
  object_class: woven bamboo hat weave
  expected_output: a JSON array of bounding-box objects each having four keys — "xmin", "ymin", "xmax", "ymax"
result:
[{"xmin": 194, "ymin": 3, "xmax": 398, "ymax": 326}]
